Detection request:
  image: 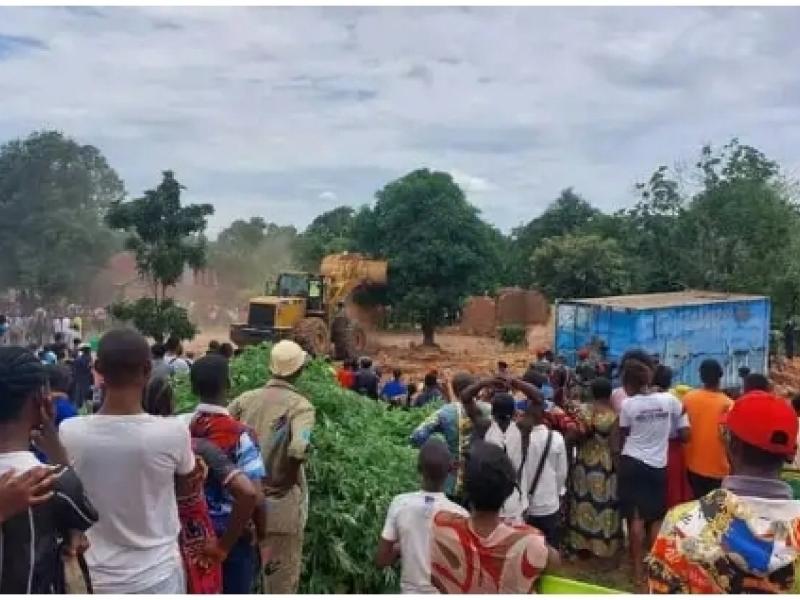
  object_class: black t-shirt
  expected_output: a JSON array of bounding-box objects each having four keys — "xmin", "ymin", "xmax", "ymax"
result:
[
  {"xmin": 0, "ymin": 465, "xmax": 98, "ymax": 594},
  {"xmin": 354, "ymin": 368, "xmax": 379, "ymax": 399}
]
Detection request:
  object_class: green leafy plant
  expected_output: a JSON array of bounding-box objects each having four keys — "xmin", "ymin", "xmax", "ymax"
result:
[
  {"xmin": 174, "ymin": 344, "xmax": 434, "ymax": 592},
  {"xmin": 498, "ymin": 324, "xmax": 526, "ymax": 347}
]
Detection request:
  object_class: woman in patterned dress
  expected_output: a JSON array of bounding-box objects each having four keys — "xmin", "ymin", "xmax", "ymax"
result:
[{"xmin": 566, "ymin": 377, "xmax": 623, "ymax": 560}]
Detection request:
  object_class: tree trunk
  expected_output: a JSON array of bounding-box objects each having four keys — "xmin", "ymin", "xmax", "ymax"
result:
[{"xmin": 421, "ymin": 322, "xmax": 436, "ymax": 347}]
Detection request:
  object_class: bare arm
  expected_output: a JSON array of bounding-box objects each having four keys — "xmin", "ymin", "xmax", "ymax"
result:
[
  {"xmin": 375, "ymin": 537, "xmax": 401, "ymax": 568},
  {"xmin": 459, "ymin": 378, "xmax": 495, "ymax": 423},
  {"xmin": 219, "ymin": 473, "xmax": 259, "ymax": 555}
]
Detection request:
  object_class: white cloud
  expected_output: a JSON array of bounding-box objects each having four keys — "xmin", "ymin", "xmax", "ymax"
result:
[
  {"xmin": 1, "ymin": 7, "xmax": 800, "ymax": 234},
  {"xmin": 449, "ymin": 169, "xmax": 495, "ymax": 193},
  {"xmin": 318, "ymin": 190, "xmax": 338, "ymax": 202}
]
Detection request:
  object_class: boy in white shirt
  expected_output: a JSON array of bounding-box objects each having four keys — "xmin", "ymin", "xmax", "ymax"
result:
[
  {"xmin": 483, "ymin": 393, "xmax": 526, "ymax": 524},
  {"xmin": 376, "ymin": 438, "xmax": 468, "ymax": 593},
  {"xmin": 522, "ymin": 398, "xmax": 568, "ymax": 549},
  {"xmin": 60, "ymin": 329, "xmax": 196, "ymax": 594}
]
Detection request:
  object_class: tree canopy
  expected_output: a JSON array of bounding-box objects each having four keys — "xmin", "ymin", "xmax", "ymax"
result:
[
  {"xmin": 105, "ymin": 171, "xmax": 214, "ymax": 340},
  {"xmin": 0, "ymin": 130, "xmax": 124, "ymax": 306},
  {"xmin": 354, "ymin": 169, "xmax": 498, "ymax": 345}
]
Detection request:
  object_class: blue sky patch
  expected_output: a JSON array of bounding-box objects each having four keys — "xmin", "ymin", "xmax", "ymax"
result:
[{"xmin": 0, "ymin": 33, "xmax": 48, "ymax": 59}]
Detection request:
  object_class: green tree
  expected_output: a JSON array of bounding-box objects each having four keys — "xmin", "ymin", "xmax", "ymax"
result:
[
  {"xmin": 530, "ymin": 233, "xmax": 630, "ymax": 300},
  {"xmin": 210, "ymin": 217, "xmax": 298, "ymax": 298},
  {"xmin": 355, "ymin": 169, "xmax": 496, "ymax": 345},
  {"xmin": 294, "ymin": 205, "xmax": 357, "ymax": 270},
  {"xmin": 511, "ymin": 188, "xmax": 601, "ymax": 285},
  {"xmin": 0, "ymin": 130, "xmax": 124, "ymax": 306},
  {"xmin": 105, "ymin": 171, "xmax": 214, "ymax": 340}
]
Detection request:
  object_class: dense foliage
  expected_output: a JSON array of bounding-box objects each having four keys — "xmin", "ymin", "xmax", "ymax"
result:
[
  {"xmin": 0, "ymin": 131, "xmax": 124, "ymax": 306},
  {"xmin": 105, "ymin": 171, "xmax": 214, "ymax": 340},
  {"xmin": 353, "ymin": 169, "xmax": 498, "ymax": 345},
  {"xmin": 174, "ymin": 345, "xmax": 434, "ymax": 593},
  {"xmin": 498, "ymin": 324, "xmax": 526, "ymax": 346}
]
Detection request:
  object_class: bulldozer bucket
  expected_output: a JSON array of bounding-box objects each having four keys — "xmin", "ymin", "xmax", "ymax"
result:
[{"xmin": 320, "ymin": 253, "xmax": 388, "ymax": 286}]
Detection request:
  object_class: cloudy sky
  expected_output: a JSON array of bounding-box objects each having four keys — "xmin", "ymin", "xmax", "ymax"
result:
[{"xmin": 2, "ymin": 6, "xmax": 800, "ymax": 234}]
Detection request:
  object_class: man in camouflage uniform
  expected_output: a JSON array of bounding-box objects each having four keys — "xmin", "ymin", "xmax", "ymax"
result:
[{"xmin": 228, "ymin": 340, "xmax": 315, "ymax": 594}]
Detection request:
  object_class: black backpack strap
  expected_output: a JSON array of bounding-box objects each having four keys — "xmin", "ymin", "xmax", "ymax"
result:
[{"xmin": 528, "ymin": 429, "xmax": 553, "ymax": 498}]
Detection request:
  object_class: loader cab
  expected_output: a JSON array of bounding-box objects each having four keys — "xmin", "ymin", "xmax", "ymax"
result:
[{"xmin": 274, "ymin": 272, "xmax": 325, "ymax": 313}]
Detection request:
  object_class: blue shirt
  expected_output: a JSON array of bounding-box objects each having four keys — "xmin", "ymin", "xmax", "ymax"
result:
[
  {"xmin": 33, "ymin": 394, "xmax": 77, "ymax": 463},
  {"xmin": 380, "ymin": 379, "xmax": 407, "ymax": 402}
]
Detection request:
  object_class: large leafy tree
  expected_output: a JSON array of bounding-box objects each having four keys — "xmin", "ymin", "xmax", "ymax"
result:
[
  {"xmin": 105, "ymin": 171, "xmax": 214, "ymax": 340},
  {"xmin": 355, "ymin": 169, "xmax": 497, "ymax": 345},
  {"xmin": 209, "ymin": 217, "xmax": 298, "ymax": 299},
  {"xmin": 0, "ymin": 130, "xmax": 124, "ymax": 306},
  {"xmin": 510, "ymin": 188, "xmax": 601, "ymax": 285},
  {"xmin": 530, "ymin": 233, "xmax": 630, "ymax": 300}
]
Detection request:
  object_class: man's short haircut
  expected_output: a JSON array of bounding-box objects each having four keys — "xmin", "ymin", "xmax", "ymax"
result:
[
  {"xmin": 418, "ymin": 438, "xmax": 452, "ymax": 486},
  {"xmin": 0, "ymin": 346, "xmax": 46, "ymax": 423},
  {"xmin": 143, "ymin": 376, "xmax": 174, "ymax": 417},
  {"xmin": 492, "ymin": 392, "xmax": 516, "ymax": 421},
  {"xmin": 151, "ymin": 343, "xmax": 166, "ymax": 360},
  {"xmin": 219, "ymin": 343, "xmax": 234, "ymax": 359},
  {"xmin": 591, "ymin": 377, "xmax": 612, "ymax": 401},
  {"xmin": 464, "ymin": 441, "xmax": 516, "ymax": 512},
  {"xmin": 96, "ymin": 329, "xmax": 151, "ymax": 387},
  {"xmin": 73, "ymin": 338, "xmax": 82, "ymax": 347},
  {"xmin": 652, "ymin": 365, "xmax": 673, "ymax": 390},
  {"xmin": 359, "ymin": 357, "xmax": 372, "ymax": 369},
  {"xmin": 621, "ymin": 359, "xmax": 652, "ymax": 392},
  {"xmin": 392, "ymin": 368, "xmax": 402, "ymax": 379},
  {"xmin": 699, "ymin": 359, "xmax": 723, "ymax": 387},
  {"xmin": 423, "ymin": 372, "xmax": 438, "ymax": 388},
  {"xmin": 730, "ymin": 432, "xmax": 786, "ymax": 472},
  {"xmin": 620, "ymin": 348, "xmax": 656, "ymax": 371},
  {"xmin": 208, "ymin": 340, "xmax": 221, "ymax": 352},
  {"xmin": 54, "ymin": 332, "xmax": 64, "ymax": 343},
  {"xmin": 165, "ymin": 335, "xmax": 181, "ymax": 353},
  {"xmin": 46, "ymin": 364, "xmax": 72, "ymax": 394},
  {"xmin": 743, "ymin": 373, "xmax": 771, "ymax": 393},
  {"xmin": 190, "ymin": 354, "xmax": 230, "ymax": 400},
  {"xmin": 451, "ymin": 372, "xmax": 477, "ymax": 397}
]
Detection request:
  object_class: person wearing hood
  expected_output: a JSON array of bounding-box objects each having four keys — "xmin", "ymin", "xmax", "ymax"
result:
[{"xmin": 647, "ymin": 390, "xmax": 800, "ymax": 594}]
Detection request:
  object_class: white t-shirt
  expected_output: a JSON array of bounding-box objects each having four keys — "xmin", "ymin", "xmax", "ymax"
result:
[
  {"xmin": 0, "ymin": 450, "xmax": 42, "ymax": 475},
  {"xmin": 620, "ymin": 391, "xmax": 683, "ymax": 469},
  {"xmin": 485, "ymin": 421, "xmax": 526, "ymax": 523},
  {"xmin": 381, "ymin": 491, "xmax": 468, "ymax": 594},
  {"xmin": 522, "ymin": 425, "xmax": 568, "ymax": 517},
  {"xmin": 165, "ymin": 354, "xmax": 191, "ymax": 376},
  {"xmin": 60, "ymin": 414, "xmax": 195, "ymax": 593}
]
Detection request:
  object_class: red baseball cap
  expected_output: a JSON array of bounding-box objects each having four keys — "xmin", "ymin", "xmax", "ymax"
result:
[{"xmin": 722, "ymin": 390, "xmax": 798, "ymax": 458}]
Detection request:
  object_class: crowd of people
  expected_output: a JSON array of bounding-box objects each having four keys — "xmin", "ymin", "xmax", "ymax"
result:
[
  {"xmin": 4, "ymin": 326, "xmax": 800, "ymax": 595},
  {"xmin": 372, "ymin": 349, "xmax": 800, "ymax": 594},
  {"xmin": 0, "ymin": 328, "xmax": 315, "ymax": 594}
]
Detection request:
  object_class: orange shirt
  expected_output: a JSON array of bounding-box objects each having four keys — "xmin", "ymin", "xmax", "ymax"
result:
[{"xmin": 682, "ymin": 389, "xmax": 733, "ymax": 479}]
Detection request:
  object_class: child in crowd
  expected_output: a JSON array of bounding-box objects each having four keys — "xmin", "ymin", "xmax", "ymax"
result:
[
  {"xmin": 429, "ymin": 441, "xmax": 557, "ymax": 593},
  {"xmin": 376, "ymin": 438, "xmax": 468, "ymax": 593}
]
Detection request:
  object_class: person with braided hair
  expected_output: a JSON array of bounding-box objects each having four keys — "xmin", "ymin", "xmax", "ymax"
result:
[{"xmin": 0, "ymin": 345, "xmax": 98, "ymax": 593}]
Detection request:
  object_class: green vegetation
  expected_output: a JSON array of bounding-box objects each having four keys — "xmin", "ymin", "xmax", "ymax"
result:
[
  {"xmin": 498, "ymin": 324, "xmax": 526, "ymax": 347},
  {"xmin": 0, "ymin": 131, "xmax": 124, "ymax": 307},
  {"xmin": 105, "ymin": 171, "xmax": 214, "ymax": 341},
  {"xmin": 174, "ymin": 344, "xmax": 435, "ymax": 593}
]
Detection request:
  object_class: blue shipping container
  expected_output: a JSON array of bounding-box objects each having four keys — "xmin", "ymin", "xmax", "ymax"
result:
[{"xmin": 554, "ymin": 291, "xmax": 770, "ymax": 388}]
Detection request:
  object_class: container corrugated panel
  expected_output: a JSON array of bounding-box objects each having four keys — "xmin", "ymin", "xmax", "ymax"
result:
[{"xmin": 555, "ymin": 294, "xmax": 770, "ymax": 388}]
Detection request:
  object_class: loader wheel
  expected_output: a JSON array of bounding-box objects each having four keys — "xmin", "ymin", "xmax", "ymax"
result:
[
  {"xmin": 293, "ymin": 317, "xmax": 329, "ymax": 357},
  {"xmin": 332, "ymin": 319, "xmax": 367, "ymax": 361}
]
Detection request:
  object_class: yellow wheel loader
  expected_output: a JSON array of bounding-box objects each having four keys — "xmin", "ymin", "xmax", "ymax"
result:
[{"xmin": 229, "ymin": 253, "xmax": 387, "ymax": 359}]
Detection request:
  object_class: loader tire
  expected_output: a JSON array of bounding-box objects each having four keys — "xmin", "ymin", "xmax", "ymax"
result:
[{"xmin": 293, "ymin": 317, "xmax": 329, "ymax": 357}]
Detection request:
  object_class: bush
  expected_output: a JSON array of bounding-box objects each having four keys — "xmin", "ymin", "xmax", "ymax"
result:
[
  {"xmin": 174, "ymin": 344, "xmax": 435, "ymax": 593},
  {"xmin": 109, "ymin": 297, "xmax": 196, "ymax": 342},
  {"xmin": 498, "ymin": 324, "xmax": 526, "ymax": 346}
]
